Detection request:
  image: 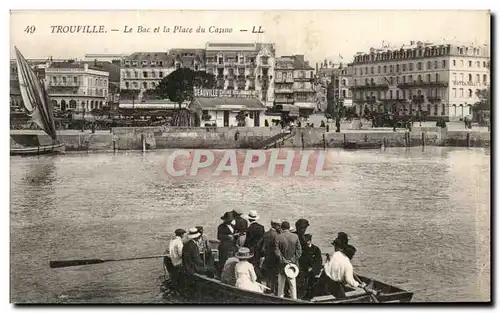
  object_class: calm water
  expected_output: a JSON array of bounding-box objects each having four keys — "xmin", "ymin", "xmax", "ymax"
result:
[{"xmin": 10, "ymin": 147, "xmax": 490, "ymax": 303}]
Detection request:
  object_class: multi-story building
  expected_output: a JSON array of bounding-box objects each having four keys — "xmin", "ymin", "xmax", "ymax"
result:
[
  {"xmin": 10, "ymin": 58, "xmax": 61, "ymax": 112},
  {"xmin": 274, "ymin": 57, "xmax": 295, "ymax": 107},
  {"xmin": 204, "ymin": 42, "xmax": 275, "ymax": 107},
  {"xmin": 291, "ymin": 55, "xmax": 316, "ymax": 115},
  {"xmin": 119, "ymin": 49, "xmax": 205, "ymax": 100},
  {"xmin": 45, "ymin": 61, "xmax": 109, "ymax": 112},
  {"xmin": 351, "ymin": 41, "xmax": 490, "ymax": 121},
  {"xmin": 316, "ymin": 61, "xmax": 354, "ymax": 109}
]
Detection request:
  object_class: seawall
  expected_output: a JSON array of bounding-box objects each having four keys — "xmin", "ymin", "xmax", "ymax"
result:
[{"xmin": 10, "ymin": 126, "xmax": 490, "ymax": 152}]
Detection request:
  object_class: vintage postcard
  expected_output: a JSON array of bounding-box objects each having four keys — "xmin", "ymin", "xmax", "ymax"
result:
[{"xmin": 9, "ymin": 10, "xmax": 490, "ymax": 304}]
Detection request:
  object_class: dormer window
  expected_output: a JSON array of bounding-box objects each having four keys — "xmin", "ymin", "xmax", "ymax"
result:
[
  {"xmin": 151, "ymin": 60, "xmax": 156, "ymax": 65},
  {"xmin": 142, "ymin": 60, "xmax": 149, "ymax": 65}
]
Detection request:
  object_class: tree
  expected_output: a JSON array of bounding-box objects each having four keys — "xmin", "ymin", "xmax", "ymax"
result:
[
  {"xmin": 155, "ymin": 68, "xmax": 215, "ymax": 126},
  {"xmin": 235, "ymin": 111, "xmax": 247, "ymax": 126},
  {"xmin": 474, "ymin": 87, "xmax": 490, "ymax": 111}
]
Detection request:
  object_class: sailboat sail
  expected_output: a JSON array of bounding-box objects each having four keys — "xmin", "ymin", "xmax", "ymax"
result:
[{"xmin": 14, "ymin": 46, "xmax": 57, "ymax": 141}]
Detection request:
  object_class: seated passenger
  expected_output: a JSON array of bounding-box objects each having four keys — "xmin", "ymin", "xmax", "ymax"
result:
[
  {"xmin": 234, "ymin": 247, "xmax": 264, "ymax": 293},
  {"xmin": 220, "ymin": 256, "xmax": 239, "ymax": 286},
  {"xmin": 181, "ymin": 228, "xmax": 215, "ymax": 279}
]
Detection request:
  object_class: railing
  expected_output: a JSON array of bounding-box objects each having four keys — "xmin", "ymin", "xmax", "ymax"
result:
[
  {"xmin": 48, "ymin": 81, "xmax": 80, "ymax": 86},
  {"xmin": 258, "ymin": 130, "xmax": 296, "ymax": 150},
  {"xmin": 275, "ymin": 98, "xmax": 294, "ymax": 104},
  {"xmin": 397, "ymin": 81, "xmax": 449, "ymax": 88},
  {"xmin": 351, "ymin": 83, "xmax": 389, "ymax": 90}
]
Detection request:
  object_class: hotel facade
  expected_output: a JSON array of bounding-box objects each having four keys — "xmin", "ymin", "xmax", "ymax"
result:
[
  {"xmin": 351, "ymin": 41, "xmax": 490, "ymax": 121},
  {"xmin": 45, "ymin": 62, "xmax": 109, "ymax": 112}
]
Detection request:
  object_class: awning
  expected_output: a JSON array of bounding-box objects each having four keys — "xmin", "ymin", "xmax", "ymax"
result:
[{"xmin": 275, "ymin": 104, "xmax": 300, "ymax": 117}]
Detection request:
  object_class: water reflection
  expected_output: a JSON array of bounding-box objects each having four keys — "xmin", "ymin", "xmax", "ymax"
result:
[{"xmin": 10, "ymin": 147, "xmax": 490, "ymax": 303}]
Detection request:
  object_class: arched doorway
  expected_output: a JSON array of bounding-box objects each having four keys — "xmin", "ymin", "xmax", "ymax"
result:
[
  {"xmin": 81, "ymin": 101, "xmax": 86, "ymax": 111},
  {"xmin": 61, "ymin": 99, "xmax": 67, "ymax": 111},
  {"xmin": 90, "ymin": 100, "xmax": 95, "ymax": 110},
  {"xmin": 69, "ymin": 99, "xmax": 77, "ymax": 110},
  {"xmin": 99, "ymin": 101, "xmax": 103, "ymax": 109}
]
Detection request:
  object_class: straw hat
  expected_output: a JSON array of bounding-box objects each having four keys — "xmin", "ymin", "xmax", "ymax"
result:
[
  {"xmin": 284, "ymin": 263, "xmax": 299, "ymax": 279},
  {"xmin": 187, "ymin": 227, "xmax": 201, "ymax": 239},
  {"xmin": 245, "ymin": 210, "xmax": 260, "ymax": 220},
  {"xmin": 235, "ymin": 247, "xmax": 253, "ymax": 260}
]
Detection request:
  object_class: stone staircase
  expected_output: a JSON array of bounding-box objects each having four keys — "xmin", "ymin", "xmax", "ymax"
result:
[{"xmin": 258, "ymin": 130, "xmax": 296, "ymax": 149}]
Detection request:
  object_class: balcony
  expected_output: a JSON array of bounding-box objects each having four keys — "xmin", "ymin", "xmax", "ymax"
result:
[
  {"xmin": 427, "ymin": 96, "xmax": 442, "ymax": 103},
  {"xmin": 48, "ymin": 81, "xmax": 80, "ymax": 87},
  {"xmin": 294, "ymin": 77, "xmax": 313, "ymax": 82},
  {"xmin": 275, "ymin": 87, "xmax": 293, "ymax": 93},
  {"xmin": 351, "ymin": 83, "xmax": 389, "ymax": 90},
  {"xmin": 397, "ymin": 81, "xmax": 449, "ymax": 89},
  {"xmin": 294, "ymin": 88, "xmax": 315, "ymax": 93},
  {"xmin": 275, "ymin": 98, "xmax": 294, "ymax": 104}
]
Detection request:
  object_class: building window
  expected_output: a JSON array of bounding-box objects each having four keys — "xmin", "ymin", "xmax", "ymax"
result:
[
  {"xmin": 476, "ymin": 74, "xmax": 480, "ymax": 82},
  {"xmin": 453, "ymin": 60, "xmax": 456, "ymax": 66},
  {"xmin": 134, "ymin": 71, "xmax": 138, "ymax": 78},
  {"xmin": 483, "ymin": 74, "xmax": 487, "ymax": 83},
  {"xmin": 390, "ymin": 90, "xmax": 393, "ymax": 99},
  {"xmin": 143, "ymin": 82, "xmax": 148, "ymax": 89},
  {"xmin": 468, "ymin": 61, "xmax": 472, "ymax": 67},
  {"xmin": 460, "ymin": 60, "xmax": 464, "ymax": 67},
  {"xmin": 483, "ymin": 61, "xmax": 487, "ymax": 67},
  {"xmin": 396, "ymin": 90, "xmax": 400, "ymax": 99},
  {"xmin": 459, "ymin": 73, "xmax": 464, "ymax": 81},
  {"xmin": 452, "ymin": 88, "xmax": 457, "ymax": 97},
  {"xmin": 427, "ymin": 61, "xmax": 431, "ymax": 70},
  {"xmin": 468, "ymin": 89, "xmax": 473, "ymax": 97},
  {"xmin": 218, "ymin": 57, "xmax": 223, "ymax": 65},
  {"xmin": 409, "ymin": 63, "xmax": 413, "ymax": 71},
  {"xmin": 62, "ymin": 77, "xmax": 67, "ymax": 83},
  {"xmin": 396, "ymin": 64, "xmax": 400, "ymax": 72},
  {"xmin": 402, "ymin": 64, "xmax": 407, "ymax": 71},
  {"xmin": 459, "ymin": 88, "xmax": 464, "ymax": 97},
  {"xmin": 427, "ymin": 74, "xmax": 431, "ymax": 82},
  {"xmin": 389, "ymin": 65, "xmax": 393, "ymax": 73},
  {"xmin": 389, "ymin": 77, "xmax": 393, "ymax": 85},
  {"xmin": 476, "ymin": 61, "xmax": 480, "ymax": 67},
  {"xmin": 125, "ymin": 82, "xmax": 129, "ymax": 88},
  {"xmin": 409, "ymin": 75, "xmax": 413, "ymax": 82},
  {"xmin": 468, "ymin": 74, "xmax": 472, "ymax": 82},
  {"xmin": 354, "ymin": 68, "xmax": 357, "ymax": 75},
  {"xmin": 354, "ymin": 79, "xmax": 357, "ymax": 86},
  {"xmin": 377, "ymin": 66, "xmax": 381, "ymax": 73},
  {"xmin": 73, "ymin": 77, "xmax": 77, "ymax": 83},
  {"xmin": 365, "ymin": 78, "xmax": 369, "ymax": 85},
  {"xmin": 383, "ymin": 65, "xmax": 387, "ymax": 73},
  {"xmin": 434, "ymin": 61, "xmax": 438, "ymax": 69},
  {"xmin": 435, "ymin": 73, "xmax": 439, "ymax": 82},
  {"xmin": 442, "ymin": 60, "xmax": 446, "ymax": 68},
  {"xmin": 402, "ymin": 76, "xmax": 406, "ymax": 84},
  {"xmin": 417, "ymin": 75, "xmax": 422, "ymax": 82},
  {"xmin": 417, "ymin": 62, "xmax": 422, "ymax": 70},
  {"xmin": 143, "ymin": 71, "xmax": 148, "ymax": 78},
  {"xmin": 370, "ymin": 67, "xmax": 374, "ymax": 74}
]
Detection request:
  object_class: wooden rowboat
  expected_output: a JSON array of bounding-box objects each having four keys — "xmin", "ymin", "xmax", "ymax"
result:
[
  {"xmin": 343, "ymin": 142, "xmax": 383, "ymax": 150},
  {"xmin": 10, "ymin": 143, "xmax": 65, "ymax": 156},
  {"xmin": 163, "ymin": 240, "xmax": 413, "ymax": 304}
]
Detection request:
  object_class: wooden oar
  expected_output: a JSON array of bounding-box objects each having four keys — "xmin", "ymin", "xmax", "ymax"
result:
[
  {"xmin": 49, "ymin": 254, "xmax": 168, "ymax": 269},
  {"xmin": 353, "ymin": 273, "xmax": 380, "ymax": 303}
]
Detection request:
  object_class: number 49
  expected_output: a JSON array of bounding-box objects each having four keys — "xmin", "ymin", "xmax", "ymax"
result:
[{"xmin": 24, "ymin": 25, "xmax": 36, "ymax": 34}]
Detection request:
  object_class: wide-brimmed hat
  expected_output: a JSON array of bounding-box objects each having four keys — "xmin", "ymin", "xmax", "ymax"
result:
[
  {"xmin": 187, "ymin": 227, "xmax": 201, "ymax": 239},
  {"xmin": 174, "ymin": 228, "xmax": 186, "ymax": 237},
  {"xmin": 331, "ymin": 232, "xmax": 349, "ymax": 247},
  {"xmin": 295, "ymin": 219, "xmax": 310, "ymax": 229},
  {"xmin": 220, "ymin": 211, "xmax": 235, "ymax": 221},
  {"xmin": 284, "ymin": 263, "xmax": 299, "ymax": 279},
  {"xmin": 271, "ymin": 219, "xmax": 282, "ymax": 225},
  {"xmin": 235, "ymin": 247, "xmax": 253, "ymax": 260},
  {"xmin": 245, "ymin": 210, "xmax": 260, "ymax": 220}
]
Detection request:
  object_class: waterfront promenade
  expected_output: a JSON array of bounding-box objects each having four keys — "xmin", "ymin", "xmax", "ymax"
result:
[{"xmin": 10, "ymin": 122, "xmax": 490, "ymax": 152}]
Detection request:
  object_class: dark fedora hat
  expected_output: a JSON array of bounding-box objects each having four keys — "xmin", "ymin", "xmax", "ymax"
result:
[
  {"xmin": 331, "ymin": 232, "xmax": 349, "ymax": 247},
  {"xmin": 295, "ymin": 218, "xmax": 310, "ymax": 229},
  {"xmin": 220, "ymin": 211, "xmax": 235, "ymax": 221},
  {"xmin": 174, "ymin": 228, "xmax": 186, "ymax": 237}
]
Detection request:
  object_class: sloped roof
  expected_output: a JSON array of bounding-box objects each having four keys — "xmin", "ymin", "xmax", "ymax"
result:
[
  {"xmin": 293, "ymin": 55, "xmax": 314, "ymax": 70},
  {"xmin": 84, "ymin": 61, "xmax": 121, "ymax": 82},
  {"xmin": 190, "ymin": 97, "xmax": 266, "ymax": 111}
]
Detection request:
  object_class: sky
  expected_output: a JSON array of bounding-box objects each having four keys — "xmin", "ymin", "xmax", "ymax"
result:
[{"xmin": 10, "ymin": 10, "xmax": 491, "ymax": 65}]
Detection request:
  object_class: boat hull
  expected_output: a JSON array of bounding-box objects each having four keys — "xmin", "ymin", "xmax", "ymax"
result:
[
  {"xmin": 10, "ymin": 143, "xmax": 65, "ymax": 156},
  {"xmin": 343, "ymin": 142, "xmax": 382, "ymax": 150},
  {"xmin": 163, "ymin": 255, "xmax": 413, "ymax": 304}
]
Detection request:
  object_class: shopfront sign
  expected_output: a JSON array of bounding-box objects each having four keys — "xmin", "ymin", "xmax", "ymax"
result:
[{"xmin": 194, "ymin": 88, "xmax": 259, "ymax": 98}]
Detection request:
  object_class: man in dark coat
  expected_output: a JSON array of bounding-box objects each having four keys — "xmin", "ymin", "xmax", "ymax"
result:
[
  {"xmin": 217, "ymin": 211, "xmax": 236, "ymax": 273},
  {"xmin": 297, "ymin": 234, "xmax": 323, "ymax": 300},
  {"xmin": 243, "ymin": 210, "xmax": 265, "ymax": 273},
  {"xmin": 181, "ymin": 227, "xmax": 215, "ymax": 289},
  {"xmin": 260, "ymin": 219, "xmax": 281, "ymax": 294},
  {"xmin": 275, "ymin": 221, "xmax": 302, "ymax": 300},
  {"xmin": 292, "ymin": 218, "xmax": 310, "ymax": 252}
]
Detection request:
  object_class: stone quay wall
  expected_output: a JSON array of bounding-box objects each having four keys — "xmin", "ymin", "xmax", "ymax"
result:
[{"xmin": 10, "ymin": 126, "xmax": 490, "ymax": 152}]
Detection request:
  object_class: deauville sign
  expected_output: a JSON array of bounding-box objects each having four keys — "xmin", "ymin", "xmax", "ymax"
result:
[{"xmin": 194, "ymin": 88, "xmax": 259, "ymax": 98}]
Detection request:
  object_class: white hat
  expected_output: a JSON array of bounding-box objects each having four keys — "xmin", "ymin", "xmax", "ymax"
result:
[
  {"xmin": 187, "ymin": 227, "xmax": 201, "ymax": 239},
  {"xmin": 246, "ymin": 210, "xmax": 260, "ymax": 220},
  {"xmin": 284, "ymin": 263, "xmax": 299, "ymax": 279}
]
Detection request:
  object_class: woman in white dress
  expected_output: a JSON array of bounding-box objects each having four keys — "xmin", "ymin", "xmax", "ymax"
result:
[{"xmin": 234, "ymin": 247, "xmax": 264, "ymax": 293}]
